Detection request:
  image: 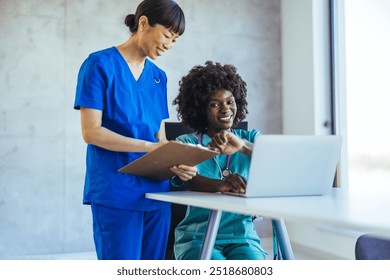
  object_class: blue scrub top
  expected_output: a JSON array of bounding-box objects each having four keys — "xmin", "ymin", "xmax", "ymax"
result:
[
  {"xmin": 171, "ymin": 129, "xmax": 263, "ymax": 258},
  {"xmin": 74, "ymin": 47, "xmax": 170, "ymax": 211}
]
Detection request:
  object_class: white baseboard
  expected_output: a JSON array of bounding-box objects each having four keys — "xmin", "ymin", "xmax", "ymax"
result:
[{"xmin": 286, "ymin": 221, "xmax": 362, "ymax": 260}]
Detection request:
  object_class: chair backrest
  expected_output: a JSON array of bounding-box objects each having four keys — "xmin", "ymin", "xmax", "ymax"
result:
[
  {"xmin": 165, "ymin": 121, "xmax": 248, "ymax": 141},
  {"xmin": 164, "ymin": 121, "xmax": 248, "ymax": 259},
  {"xmin": 165, "ymin": 122, "xmax": 195, "ymax": 140},
  {"xmin": 355, "ymin": 233, "xmax": 390, "ymax": 260}
]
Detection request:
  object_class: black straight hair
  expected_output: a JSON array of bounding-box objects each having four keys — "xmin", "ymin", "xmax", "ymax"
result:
[{"xmin": 125, "ymin": 0, "xmax": 185, "ymax": 35}]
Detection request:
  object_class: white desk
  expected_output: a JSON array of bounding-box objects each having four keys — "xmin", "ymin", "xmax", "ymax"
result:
[{"xmin": 146, "ymin": 187, "xmax": 390, "ymax": 259}]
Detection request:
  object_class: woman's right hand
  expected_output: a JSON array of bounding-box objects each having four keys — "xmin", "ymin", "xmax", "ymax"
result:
[{"xmin": 207, "ymin": 130, "xmax": 244, "ymax": 154}]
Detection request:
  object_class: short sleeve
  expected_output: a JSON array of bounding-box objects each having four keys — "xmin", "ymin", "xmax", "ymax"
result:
[
  {"xmin": 74, "ymin": 55, "xmax": 110, "ymax": 111},
  {"xmin": 249, "ymin": 129, "xmax": 261, "ymax": 143}
]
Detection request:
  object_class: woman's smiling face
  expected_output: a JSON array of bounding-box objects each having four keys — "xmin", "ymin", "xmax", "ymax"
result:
[
  {"xmin": 141, "ymin": 23, "xmax": 179, "ymax": 60},
  {"xmin": 206, "ymin": 89, "xmax": 237, "ymax": 136}
]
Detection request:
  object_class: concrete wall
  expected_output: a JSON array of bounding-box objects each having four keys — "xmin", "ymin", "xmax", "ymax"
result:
[{"xmin": 0, "ymin": 0, "xmax": 282, "ymax": 258}]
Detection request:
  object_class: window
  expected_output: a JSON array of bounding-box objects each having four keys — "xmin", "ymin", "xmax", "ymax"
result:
[{"xmin": 336, "ymin": 0, "xmax": 390, "ymax": 190}]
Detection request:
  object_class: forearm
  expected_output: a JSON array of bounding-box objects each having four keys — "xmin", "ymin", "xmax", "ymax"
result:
[
  {"xmin": 239, "ymin": 139, "xmax": 254, "ymax": 156},
  {"xmin": 80, "ymin": 107, "xmax": 164, "ymax": 153},
  {"xmin": 82, "ymin": 125, "xmax": 157, "ymax": 153},
  {"xmin": 185, "ymin": 174, "xmax": 223, "ymax": 192}
]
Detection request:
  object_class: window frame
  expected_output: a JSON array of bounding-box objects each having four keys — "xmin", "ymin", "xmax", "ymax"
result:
[{"xmin": 330, "ymin": 0, "xmax": 348, "ymax": 188}]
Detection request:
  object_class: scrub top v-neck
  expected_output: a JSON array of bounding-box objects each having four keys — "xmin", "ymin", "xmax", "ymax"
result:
[{"xmin": 74, "ymin": 46, "xmax": 170, "ymax": 211}]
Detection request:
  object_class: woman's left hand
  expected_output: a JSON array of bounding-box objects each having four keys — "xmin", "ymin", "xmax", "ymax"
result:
[
  {"xmin": 170, "ymin": 165, "xmax": 198, "ymax": 181},
  {"xmin": 222, "ymin": 174, "xmax": 247, "ymax": 193}
]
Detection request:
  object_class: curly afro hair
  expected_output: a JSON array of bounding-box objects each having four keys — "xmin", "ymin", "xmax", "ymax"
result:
[{"xmin": 173, "ymin": 61, "xmax": 248, "ymax": 134}]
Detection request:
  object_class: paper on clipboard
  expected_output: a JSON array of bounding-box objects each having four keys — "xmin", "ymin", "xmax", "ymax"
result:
[{"xmin": 118, "ymin": 141, "xmax": 219, "ymax": 180}]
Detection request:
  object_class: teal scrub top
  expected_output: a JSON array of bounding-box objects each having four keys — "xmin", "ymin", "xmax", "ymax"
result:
[{"xmin": 171, "ymin": 129, "xmax": 262, "ymax": 258}]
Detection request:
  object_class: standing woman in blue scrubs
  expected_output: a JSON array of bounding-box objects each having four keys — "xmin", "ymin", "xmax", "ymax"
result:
[{"xmin": 74, "ymin": 0, "xmax": 197, "ymax": 260}]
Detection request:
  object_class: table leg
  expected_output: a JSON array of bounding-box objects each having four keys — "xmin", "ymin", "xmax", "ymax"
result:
[
  {"xmin": 198, "ymin": 209, "xmax": 222, "ymax": 260},
  {"xmin": 271, "ymin": 218, "xmax": 295, "ymax": 260}
]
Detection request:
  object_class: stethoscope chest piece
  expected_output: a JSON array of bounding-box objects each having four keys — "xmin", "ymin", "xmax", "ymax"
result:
[{"xmin": 222, "ymin": 168, "xmax": 232, "ymax": 178}]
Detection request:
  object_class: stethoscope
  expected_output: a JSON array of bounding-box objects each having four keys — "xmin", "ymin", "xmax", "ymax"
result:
[{"xmin": 197, "ymin": 133, "xmax": 232, "ymax": 179}]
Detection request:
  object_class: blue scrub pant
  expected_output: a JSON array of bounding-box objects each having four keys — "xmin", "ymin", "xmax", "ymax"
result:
[{"xmin": 91, "ymin": 203, "xmax": 170, "ymax": 260}]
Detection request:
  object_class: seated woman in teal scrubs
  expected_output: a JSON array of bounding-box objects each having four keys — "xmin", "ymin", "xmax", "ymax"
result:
[{"xmin": 171, "ymin": 61, "xmax": 268, "ymax": 260}]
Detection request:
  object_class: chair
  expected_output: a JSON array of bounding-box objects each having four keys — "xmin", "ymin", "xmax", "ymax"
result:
[{"xmin": 355, "ymin": 233, "xmax": 390, "ymax": 260}]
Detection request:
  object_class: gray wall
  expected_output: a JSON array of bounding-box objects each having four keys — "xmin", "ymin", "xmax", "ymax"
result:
[{"xmin": 0, "ymin": 0, "xmax": 281, "ymax": 258}]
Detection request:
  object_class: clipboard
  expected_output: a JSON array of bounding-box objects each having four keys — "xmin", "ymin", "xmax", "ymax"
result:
[{"xmin": 118, "ymin": 141, "xmax": 219, "ymax": 180}]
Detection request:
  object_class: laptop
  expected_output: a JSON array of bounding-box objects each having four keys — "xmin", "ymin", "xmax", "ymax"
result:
[{"xmin": 224, "ymin": 135, "xmax": 342, "ymax": 197}]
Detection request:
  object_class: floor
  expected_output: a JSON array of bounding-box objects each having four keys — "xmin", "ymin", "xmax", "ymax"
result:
[
  {"xmin": 5, "ymin": 251, "xmax": 97, "ymax": 260},
  {"xmin": 8, "ymin": 242, "xmax": 311, "ymax": 260},
  {"xmin": 6, "ymin": 218, "xmax": 307, "ymax": 260}
]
